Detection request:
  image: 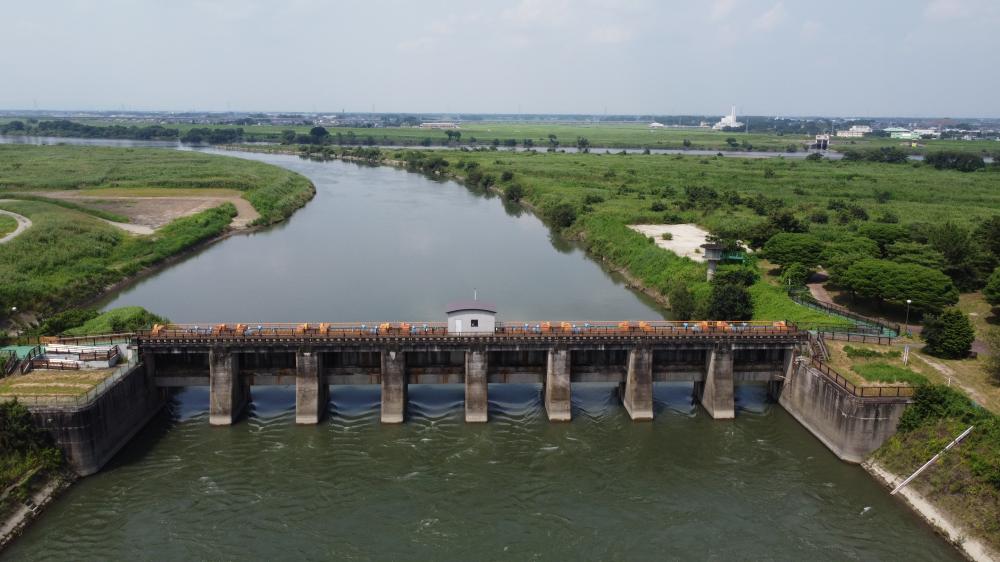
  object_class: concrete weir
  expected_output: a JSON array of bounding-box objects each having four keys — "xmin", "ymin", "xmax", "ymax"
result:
[{"xmin": 23, "ymin": 323, "xmax": 914, "ymax": 477}]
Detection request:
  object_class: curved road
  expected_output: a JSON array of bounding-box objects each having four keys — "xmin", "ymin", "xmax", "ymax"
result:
[{"xmin": 0, "ymin": 202, "xmax": 32, "ymax": 244}]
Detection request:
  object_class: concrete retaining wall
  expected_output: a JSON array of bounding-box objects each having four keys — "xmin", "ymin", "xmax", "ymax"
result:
[
  {"xmin": 28, "ymin": 363, "xmax": 165, "ymax": 476},
  {"xmin": 777, "ymin": 360, "xmax": 909, "ymax": 463}
]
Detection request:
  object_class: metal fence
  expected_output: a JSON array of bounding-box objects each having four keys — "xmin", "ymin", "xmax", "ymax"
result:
[
  {"xmin": 1, "ymin": 355, "xmax": 141, "ymax": 408},
  {"xmin": 789, "ymin": 289, "xmax": 901, "ymax": 337},
  {"xmin": 809, "ymin": 357, "xmax": 914, "ymax": 398},
  {"xmin": 817, "ymin": 332, "xmax": 895, "ymax": 345}
]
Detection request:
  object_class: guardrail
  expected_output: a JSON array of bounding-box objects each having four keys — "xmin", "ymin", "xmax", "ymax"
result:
[
  {"xmin": 141, "ymin": 320, "xmax": 801, "ymax": 340},
  {"xmin": 45, "ymin": 334, "xmax": 134, "ymax": 347},
  {"xmin": 817, "ymin": 332, "xmax": 894, "ymax": 345},
  {"xmin": 789, "ymin": 289, "xmax": 900, "ymax": 337},
  {"xmin": 19, "ymin": 345, "xmax": 44, "ymax": 375},
  {"xmin": 1, "ymin": 355, "xmax": 140, "ymax": 409},
  {"xmin": 809, "ymin": 357, "xmax": 914, "ymax": 398}
]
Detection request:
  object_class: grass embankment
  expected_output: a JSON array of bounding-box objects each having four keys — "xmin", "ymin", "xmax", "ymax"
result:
[
  {"xmin": 0, "ymin": 216, "xmax": 16, "ymax": 238},
  {"xmin": 389, "ymin": 149, "xmax": 997, "ymax": 325},
  {"xmin": 0, "ymin": 145, "xmax": 313, "ymax": 317},
  {"xmin": 0, "ymin": 144, "xmax": 314, "ymax": 226},
  {"xmin": 825, "ymin": 340, "xmax": 934, "ymax": 386},
  {"xmin": 874, "ymin": 385, "xmax": 1000, "ymax": 552},
  {"xmin": 63, "ymin": 306, "xmax": 165, "ymax": 336}
]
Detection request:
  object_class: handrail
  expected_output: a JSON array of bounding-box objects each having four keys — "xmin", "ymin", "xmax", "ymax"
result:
[
  {"xmin": 19, "ymin": 345, "xmax": 44, "ymax": 375},
  {"xmin": 0, "ymin": 350, "xmax": 17, "ymax": 377},
  {"xmin": 140, "ymin": 320, "xmax": 800, "ymax": 340},
  {"xmin": 789, "ymin": 288, "xmax": 900, "ymax": 336},
  {"xmin": 808, "ymin": 356, "xmax": 914, "ymax": 398}
]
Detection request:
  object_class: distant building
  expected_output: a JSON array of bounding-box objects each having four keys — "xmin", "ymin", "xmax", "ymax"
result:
[
  {"xmin": 835, "ymin": 125, "xmax": 872, "ymax": 138},
  {"xmin": 419, "ymin": 122, "xmax": 460, "ymax": 129},
  {"xmin": 890, "ymin": 131, "xmax": 919, "ymax": 140},
  {"xmin": 648, "ymin": 122, "xmax": 665, "ymax": 129},
  {"xmin": 913, "ymin": 128, "xmax": 940, "ymax": 138},
  {"xmin": 711, "ymin": 106, "xmax": 744, "ymax": 130},
  {"xmin": 814, "ymin": 134, "xmax": 830, "ymax": 150}
]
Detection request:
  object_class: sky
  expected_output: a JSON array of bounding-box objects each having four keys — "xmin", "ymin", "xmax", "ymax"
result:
[{"xmin": 1, "ymin": 0, "xmax": 998, "ymax": 117}]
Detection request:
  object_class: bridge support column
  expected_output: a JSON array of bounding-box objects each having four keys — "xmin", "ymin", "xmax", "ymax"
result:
[
  {"xmin": 623, "ymin": 348, "xmax": 653, "ymax": 421},
  {"xmin": 696, "ymin": 344, "xmax": 734, "ymax": 419},
  {"xmin": 209, "ymin": 349, "xmax": 248, "ymax": 426},
  {"xmin": 465, "ymin": 349, "xmax": 488, "ymax": 423},
  {"xmin": 295, "ymin": 350, "xmax": 328, "ymax": 424},
  {"xmin": 380, "ymin": 350, "xmax": 407, "ymax": 424},
  {"xmin": 545, "ymin": 348, "xmax": 571, "ymax": 422}
]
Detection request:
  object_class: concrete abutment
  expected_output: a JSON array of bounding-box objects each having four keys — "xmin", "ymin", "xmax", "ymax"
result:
[
  {"xmin": 622, "ymin": 348, "xmax": 653, "ymax": 421},
  {"xmin": 696, "ymin": 344, "xmax": 735, "ymax": 419},
  {"xmin": 380, "ymin": 349, "xmax": 407, "ymax": 424},
  {"xmin": 295, "ymin": 349, "xmax": 328, "ymax": 424},
  {"xmin": 209, "ymin": 348, "xmax": 249, "ymax": 426},
  {"xmin": 465, "ymin": 349, "xmax": 488, "ymax": 423},
  {"xmin": 545, "ymin": 348, "xmax": 572, "ymax": 422}
]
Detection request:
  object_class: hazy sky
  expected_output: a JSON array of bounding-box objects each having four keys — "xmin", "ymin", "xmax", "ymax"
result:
[{"xmin": 2, "ymin": 0, "xmax": 998, "ymax": 117}]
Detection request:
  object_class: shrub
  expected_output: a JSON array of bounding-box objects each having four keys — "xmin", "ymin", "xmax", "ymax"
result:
[
  {"xmin": 500, "ymin": 170, "xmax": 514, "ymax": 182},
  {"xmin": 545, "ymin": 202, "xmax": 577, "ymax": 229},
  {"xmin": 503, "ymin": 183, "xmax": 525, "ymax": 202},
  {"xmin": 707, "ymin": 281, "xmax": 753, "ymax": 320},
  {"xmin": 843, "ymin": 345, "xmax": 902, "ymax": 359},
  {"xmin": 668, "ymin": 282, "xmax": 696, "ymax": 319},
  {"xmin": 985, "ymin": 267, "xmax": 1000, "ymax": 308},
  {"xmin": 921, "ymin": 308, "xmax": 975, "ymax": 359},
  {"xmin": 925, "ymin": 151, "xmax": 986, "ymax": 172},
  {"xmin": 661, "ymin": 232, "xmax": 673, "ymax": 241},
  {"xmin": 779, "ymin": 262, "xmax": 810, "ymax": 288}
]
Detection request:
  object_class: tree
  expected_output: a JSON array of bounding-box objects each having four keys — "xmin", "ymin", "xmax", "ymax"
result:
[
  {"xmin": 975, "ymin": 215, "xmax": 1000, "ymax": 259},
  {"xmin": 576, "ymin": 137, "xmax": 590, "ymax": 151},
  {"xmin": 858, "ymin": 223, "xmax": 908, "ymax": 257},
  {"xmin": 921, "ymin": 308, "xmax": 975, "ymax": 359},
  {"xmin": 886, "ymin": 241, "xmax": 946, "ymax": 269},
  {"xmin": 927, "ymin": 221, "xmax": 996, "ymax": 291},
  {"xmin": 762, "ymin": 233, "xmax": 824, "ymax": 269},
  {"xmin": 925, "ymin": 151, "xmax": 986, "ymax": 172},
  {"xmin": 707, "ymin": 281, "xmax": 753, "ymax": 320},
  {"xmin": 984, "ymin": 329, "xmax": 1000, "ymax": 384},
  {"xmin": 714, "ymin": 265, "xmax": 759, "ymax": 287},
  {"xmin": 280, "ymin": 130, "xmax": 296, "ymax": 144},
  {"xmin": 309, "ymin": 126, "xmax": 329, "ymax": 144},
  {"xmin": 780, "ymin": 263, "xmax": 811, "ymax": 288},
  {"xmin": 805, "ymin": 152, "xmax": 823, "ymax": 162},
  {"xmin": 668, "ymin": 283, "xmax": 696, "ymax": 319},
  {"xmin": 985, "ymin": 267, "xmax": 1000, "ymax": 308},
  {"xmin": 545, "ymin": 202, "xmax": 577, "ymax": 229},
  {"xmin": 837, "ymin": 259, "xmax": 959, "ymax": 312}
]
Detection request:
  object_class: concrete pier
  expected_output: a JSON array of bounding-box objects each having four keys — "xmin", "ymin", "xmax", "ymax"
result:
[
  {"xmin": 545, "ymin": 348, "xmax": 571, "ymax": 422},
  {"xmin": 623, "ymin": 348, "xmax": 653, "ymax": 421},
  {"xmin": 295, "ymin": 350, "xmax": 328, "ymax": 424},
  {"xmin": 697, "ymin": 344, "xmax": 734, "ymax": 419},
  {"xmin": 380, "ymin": 350, "xmax": 407, "ymax": 423},
  {"xmin": 464, "ymin": 349, "xmax": 488, "ymax": 423},
  {"xmin": 209, "ymin": 349, "xmax": 249, "ymax": 425}
]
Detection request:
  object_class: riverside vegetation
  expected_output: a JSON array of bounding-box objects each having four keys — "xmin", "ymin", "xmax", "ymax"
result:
[
  {"xmin": 328, "ymin": 146, "xmax": 1000, "ymax": 329},
  {"xmin": 0, "ymin": 145, "xmax": 314, "ymax": 318}
]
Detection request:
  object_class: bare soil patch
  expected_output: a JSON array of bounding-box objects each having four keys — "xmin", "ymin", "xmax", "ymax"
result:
[
  {"xmin": 628, "ymin": 223, "xmax": 709, "ymax": 262},
  {"xmin": 35, "ymin": 189, "xmax": 259, "ymax": 231}
]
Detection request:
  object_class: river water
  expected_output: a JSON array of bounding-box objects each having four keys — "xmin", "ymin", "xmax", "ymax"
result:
[{"xmin": 2, "ymin": 143, "xmax": 961, "ymax": 560}]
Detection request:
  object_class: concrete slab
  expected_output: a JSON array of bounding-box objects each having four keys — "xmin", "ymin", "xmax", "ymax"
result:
[{"xmin": 629, "ymin": 223, "xmax": 710, "ymax": 262}]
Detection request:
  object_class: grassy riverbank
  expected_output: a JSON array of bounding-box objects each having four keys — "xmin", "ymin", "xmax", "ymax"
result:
[
  {"xmin": 0, "ymin": 401, "xmax": 63, "ymax": 518},
  {"xmin": 0, "ymin": 145, "xmax": 314, "ymax": 319},
  {"xmin": 873, "ymin": 385, "xmax": 1000, "ymax": 553},
  {"xmin": 370, "ymin": 147, "xmax": 997, "ymax": 326}
]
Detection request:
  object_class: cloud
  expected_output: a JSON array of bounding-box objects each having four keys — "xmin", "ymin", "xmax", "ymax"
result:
[
  {"xmin": 751, "ymin": 2, "xmax": 787, "ymax": 31},
  {"xmin": 709, "ymin": 0, "xmax": 739, "ymax": 21},
  {"xmin": 800, "ymin": 20, "xmax": 822, "ymax": 39},
  {"xmin": 923, "ymin": 0, "xmax": 971, "ymax": 20},
  {"xmin": 502, "ymin": 0, "xmax": 572, "ymax": 26},
  {"xmin": 588, "ymin": 25, "xmax": 634, "ymax": 44}
]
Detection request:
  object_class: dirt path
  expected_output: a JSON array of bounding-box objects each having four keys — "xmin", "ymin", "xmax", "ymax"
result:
[
  {"xmin": 911, "ymin": 351, "xmax": 991, "ymax": 406},
  {"xmin": 39, "ymin": 192, "xmax": 260, "ymax": 232},
  {"xmin": 0, "ymin": 203, "xmax": 33, "ymax": 244}
]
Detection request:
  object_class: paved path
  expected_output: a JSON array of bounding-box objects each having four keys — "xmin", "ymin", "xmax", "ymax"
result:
[{"xmin": 0, "ymin": 202, "xmax": 32, "ymax": 244}]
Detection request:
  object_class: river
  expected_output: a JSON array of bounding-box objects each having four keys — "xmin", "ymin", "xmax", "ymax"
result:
[{"xmin": 1, "ymin": 142, "xmax": 961, "ymax": 560}]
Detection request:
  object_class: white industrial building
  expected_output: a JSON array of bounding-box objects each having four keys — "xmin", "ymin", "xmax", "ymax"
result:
[
  {"xmin": 648, "ymin": 122, "xmax": 665, "ymax": 129},
  {"xmin": 711, "ymin": 106, "xmax": 744, "ymax": 130},
  {"xmin": 835, "ymin": 125, "xmax": 872, "ymax": 138},
  {"xmin": 446, "ymin": 300, "xmax": 497, "ymax": 334}
]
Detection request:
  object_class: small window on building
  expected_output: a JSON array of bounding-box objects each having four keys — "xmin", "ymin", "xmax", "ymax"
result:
[{"xmin": 471, "ymin": 319, "xmax": 479, "ymax": 327}]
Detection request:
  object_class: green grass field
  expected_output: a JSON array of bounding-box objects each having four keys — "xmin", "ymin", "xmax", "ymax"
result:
[
  {"xmin": 31, "ymin": 117, "xmax": 1000, "ymax": 155},
  {"xmin": 0, "ymin": 145, "xmax": 314, "ymax": 316},
  {"xmin": 0, "ymin": 215, "xmax": 16, "ymax": 237}
]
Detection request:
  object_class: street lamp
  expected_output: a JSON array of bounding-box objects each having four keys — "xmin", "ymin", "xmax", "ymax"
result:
[{"xmin": 904, "ymin": 299, "xmax": 912, "ymax": 337}]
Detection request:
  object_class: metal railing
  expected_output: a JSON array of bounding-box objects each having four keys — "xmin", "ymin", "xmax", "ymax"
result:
[
  {"xmin": 28, "ymin": 359, "xmax": 80, "ymax": 371},
  {"xmin": 140, "ymin": 320, "xmax": 801, "ymax": 341},
  {"xmin": 789, "ymin": 289, "xmax": 900, "ymax": 337},
  {"xmin": 45, "ymin": 334, "xmax": 134, "ymax": 347},
  {"xmin": 19, "ymin": 345, "xmax": 44, "ymax": 375},
  {"xmin": 1, "ymin": 354, "xmax": 141, "ymax": 408},
  {"xmin": 809, "ymin": 357, "xmax": 914, "ymax": 398},
  {"xmin": 817, "ymin": 332, "xmax": 894, "ymax": 345}
]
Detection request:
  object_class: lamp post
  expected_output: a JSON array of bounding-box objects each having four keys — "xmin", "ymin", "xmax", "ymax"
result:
[{"xmin": 904, "ymin": 299, "xmax": 912, "ymax": 337}]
